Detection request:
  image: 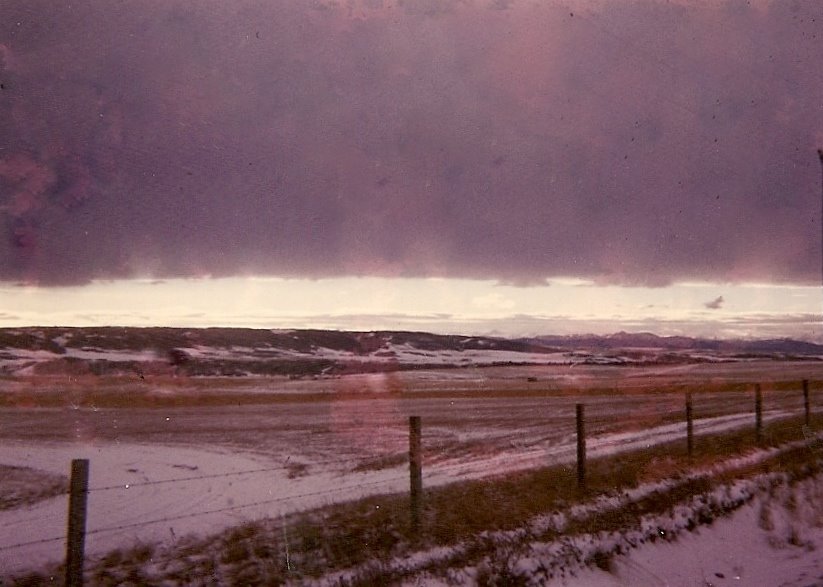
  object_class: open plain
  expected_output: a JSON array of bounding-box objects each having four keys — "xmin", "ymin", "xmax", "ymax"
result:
[{"xmin": 2, "ymin": 360, "xmax": 823, "ymax": 581}]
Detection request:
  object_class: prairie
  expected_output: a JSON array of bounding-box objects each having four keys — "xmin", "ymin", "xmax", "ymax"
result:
[{"xmin": 1, "ymin": 361, "xmax": 822, "ymax": 582}]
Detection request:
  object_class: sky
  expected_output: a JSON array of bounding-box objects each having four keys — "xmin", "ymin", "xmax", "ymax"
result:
[{"xmin": 0, "ymin": 0, "xmax": 821, "ymax": 340}]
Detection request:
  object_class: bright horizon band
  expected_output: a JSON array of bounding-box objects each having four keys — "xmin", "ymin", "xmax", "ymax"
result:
[{"xmin": 1, "ymin": 276, "xmax": 819, "ymax": 342}]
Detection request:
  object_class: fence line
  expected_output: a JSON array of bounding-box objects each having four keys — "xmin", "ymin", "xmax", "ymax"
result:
[
  {"xmin": 86, "ymin": 474, "xmax": 409, "ymax": 539},
  {"xmin": 0, "ymin": 534, "xmax": 65, "ymax": 552},
  {"xmin": 686, "ymin": 392, "xmax": 694, "ymax": 459},
  {"xmin": 74, "ymin": 394, "xmax": 792, "ymax": 497},
  {"xmin": 576, "ymin": 404, "xmax": 586, "ymax": 492},
  {"xmin": 409, "ymin": 416, "xmax": 423, "ymax": 536},
  {"xmin": 1, "ymin": 379, "xmax": 817, "ymax": 576},
  {"xmin": 66, "ymin": 459, "xmax": 89, "ymax": 587},
  {"xmin": 755, "ymin": 383, "xmax": 763, "ymax": 443},
  {"xmin": 0, "ymin": 474, "xmax": 408, "ymax": 553}
]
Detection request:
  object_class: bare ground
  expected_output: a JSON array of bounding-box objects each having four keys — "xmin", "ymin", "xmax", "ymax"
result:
[{"xmin": 0, "ymin": 465, "xmax": 67, "ymax": 511}]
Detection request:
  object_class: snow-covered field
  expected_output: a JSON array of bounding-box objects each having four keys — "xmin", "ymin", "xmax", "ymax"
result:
[
  {"xmin": 566, "ymin": 475, "xmax": 823, "ymax": 587},
  {"xmin": 382, "ymin": 450, "xmax": 823, "ymax": 587},
  {"xmin": 0, "ymin": 364, "xmax": 820, "ymax": 580}
]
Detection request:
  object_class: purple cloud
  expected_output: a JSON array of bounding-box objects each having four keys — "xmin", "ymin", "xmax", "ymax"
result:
[{"xmin": 0, "ymin": 0, "xmax": 820, "ymax": 287}]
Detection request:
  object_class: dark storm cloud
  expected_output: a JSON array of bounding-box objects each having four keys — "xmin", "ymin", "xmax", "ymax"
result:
[{"xmin": 0, "ymin": 0, "xmax": 820, "ymax": 286}]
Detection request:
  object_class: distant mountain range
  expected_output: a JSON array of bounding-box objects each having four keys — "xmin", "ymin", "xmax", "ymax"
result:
[
  {"xmin": 0, "ymin": 327, "xmax": 821, "ymax": 377},
  {"xmin": 525, "ymin": 332, "xmax": 823, "ymax": 355}
]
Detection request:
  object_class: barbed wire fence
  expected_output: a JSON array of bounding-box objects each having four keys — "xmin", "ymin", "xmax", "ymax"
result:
[{"xmin": 0, "ymin": 378, "xmax": 819, "ymax": 585}]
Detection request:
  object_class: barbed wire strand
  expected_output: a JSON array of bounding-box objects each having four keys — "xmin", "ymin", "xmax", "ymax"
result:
[
  {"xmin": 0, "ymin": 534, "xmax": 64, "ymax": 552},
  {"xmin": 87, "ymin": 474, "xmax": 407, "ymax": 536},
  {"xmin": 87, "ymin": 454, "xmax": 406, "ymax": 493},
  {"xmin": 0, "ymin": 474, "xmax": 408, "ymax": 552}
]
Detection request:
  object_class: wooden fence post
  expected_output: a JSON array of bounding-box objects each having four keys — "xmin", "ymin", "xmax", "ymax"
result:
[
  {"xmin": 755, "ymin": 384, "xmax": 763, "ymax": 443},
  {"xmin": 65, "ymin": 458, "xmax": 89, "ymax": 587},
  {"xmin": 804, "ymin": 379, "xmax": 810, "ymax": 426},
  {"xmin": 686, "ymin": 392, "xmax": 694, "ymax": 460},
  {"xmin": 576, "ymin": 404, "xmax": 586, "ymax": 492},
  {"xmin": 409, "ymin": 416, "xmax": 422, "ymax": 535}
]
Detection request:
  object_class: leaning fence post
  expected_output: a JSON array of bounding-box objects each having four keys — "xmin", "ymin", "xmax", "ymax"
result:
[
  {"xmin": 755, "ymin": 384, "xmax": 763, "ymax": 443},
  {"xmin": 409, "ymin": 416, "xmax": 422, "ymax": 535},
  {"xmin": 66, "ymin": 458, "xmax": 89, "ymax": 587},
  {"xmin": 686, "ymin": 392, "xmax": 694, "ymax": 460},
  {"xmin": 803, "ymin": 379, "xmax": 810, "ymax": 426},
  {"xmin": 576, "ymin": 404, "xmax": 586, "ymax": 492}
]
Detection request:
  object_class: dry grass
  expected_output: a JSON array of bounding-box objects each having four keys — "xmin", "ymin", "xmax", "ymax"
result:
[
  {"xmin": 1, "ymin": 373, "xmax": 819, "ymax": 409},
  {"xmin": 351, "ymin": 452, "xmax": 408, "ymax": 473}
]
